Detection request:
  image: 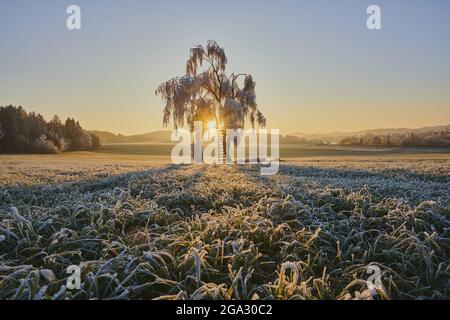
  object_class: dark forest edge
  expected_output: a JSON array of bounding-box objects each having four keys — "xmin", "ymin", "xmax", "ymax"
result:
[
  {"xmin": 0, "ymin": 105, "xmax": 100, "ymax": 154},
  {"xmin": 338, "ymin": 131, "xmax": 450, "ymax": 147}
]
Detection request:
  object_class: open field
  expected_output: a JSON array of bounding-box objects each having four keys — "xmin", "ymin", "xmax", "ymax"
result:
[
  {"xmin": 97, "ymin": 142, "xmax": 450, "ymax": 159},
  {"xmin": 0, "ymin": 148, "xmax": 449, "ymax": 300}
]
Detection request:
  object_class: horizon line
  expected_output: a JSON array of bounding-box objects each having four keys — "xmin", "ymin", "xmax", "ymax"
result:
[{"xmin": 87, "ymin": 123, "xmax": 450, "ymax": 137}]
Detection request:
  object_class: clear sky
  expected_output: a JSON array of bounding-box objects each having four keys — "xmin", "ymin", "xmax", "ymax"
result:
[{"xmin": 1, "ymin": 0, "xmax": 449, "ymax": 134}]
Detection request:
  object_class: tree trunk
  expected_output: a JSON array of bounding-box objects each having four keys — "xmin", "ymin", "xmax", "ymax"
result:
[{"xmin": 221, "ymin": 129, "xmax": 226, "ymax": 164}]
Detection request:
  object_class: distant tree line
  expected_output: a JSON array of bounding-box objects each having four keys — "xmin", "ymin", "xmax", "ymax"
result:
[
  {"xmin": 339, "ymin": 131, "xmax": 450, "ymax": 147},
  {"xmin": 0, "ymin": 105, "xmax": 100, "ymax": 153}
]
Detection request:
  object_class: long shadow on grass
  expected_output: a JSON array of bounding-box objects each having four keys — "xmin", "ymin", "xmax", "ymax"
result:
[{"xmin": 0, "ymin": 164, "xmax": 199, "ymax": 209}]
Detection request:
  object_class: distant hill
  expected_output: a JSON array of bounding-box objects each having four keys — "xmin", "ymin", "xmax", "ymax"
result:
[
  {"xmin": 292, "ymin": 124, "xmax": 450, "ymax": 143},
  {"xmin": 92, "ymin": 124, "xmax": 450, "ymax": 146},
  {"xmin": 90, "ymin": 130, "xmax": 173, "ymax": 144},
  {"xmin": 91, "ymin": 130, "xmax": 318, "ymax": 145}
]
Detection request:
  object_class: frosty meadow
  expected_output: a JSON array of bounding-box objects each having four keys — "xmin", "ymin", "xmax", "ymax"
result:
[{"xmin": 1, "ymin": 1, "xmax": 448, "ymax": 304}]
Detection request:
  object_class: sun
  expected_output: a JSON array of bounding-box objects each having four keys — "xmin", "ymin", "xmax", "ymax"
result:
[{"xmin": 207, "ymin": 121, "xmax": 216, "ymax": 130}]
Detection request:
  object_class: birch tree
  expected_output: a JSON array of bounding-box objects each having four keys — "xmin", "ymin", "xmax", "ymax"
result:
[{"xmin": 155, "ymin": 40, "xmax": 266, "ymax": 132}]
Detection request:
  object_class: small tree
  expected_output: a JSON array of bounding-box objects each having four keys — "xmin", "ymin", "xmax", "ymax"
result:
[{"xmin": 156, "ymin": 40, "xmax": 266, "ymax": 133}]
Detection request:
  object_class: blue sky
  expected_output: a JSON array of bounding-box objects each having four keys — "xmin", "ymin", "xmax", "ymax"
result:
[{"xmin": 0, "ymin": 0, "xmax": 449, "ymax": 134}]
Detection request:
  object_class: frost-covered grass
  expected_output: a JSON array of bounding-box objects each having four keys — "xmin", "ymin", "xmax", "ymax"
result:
[{"xmin": 0, "ymin": 156, "xmax": 449, "ymax": 300}]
